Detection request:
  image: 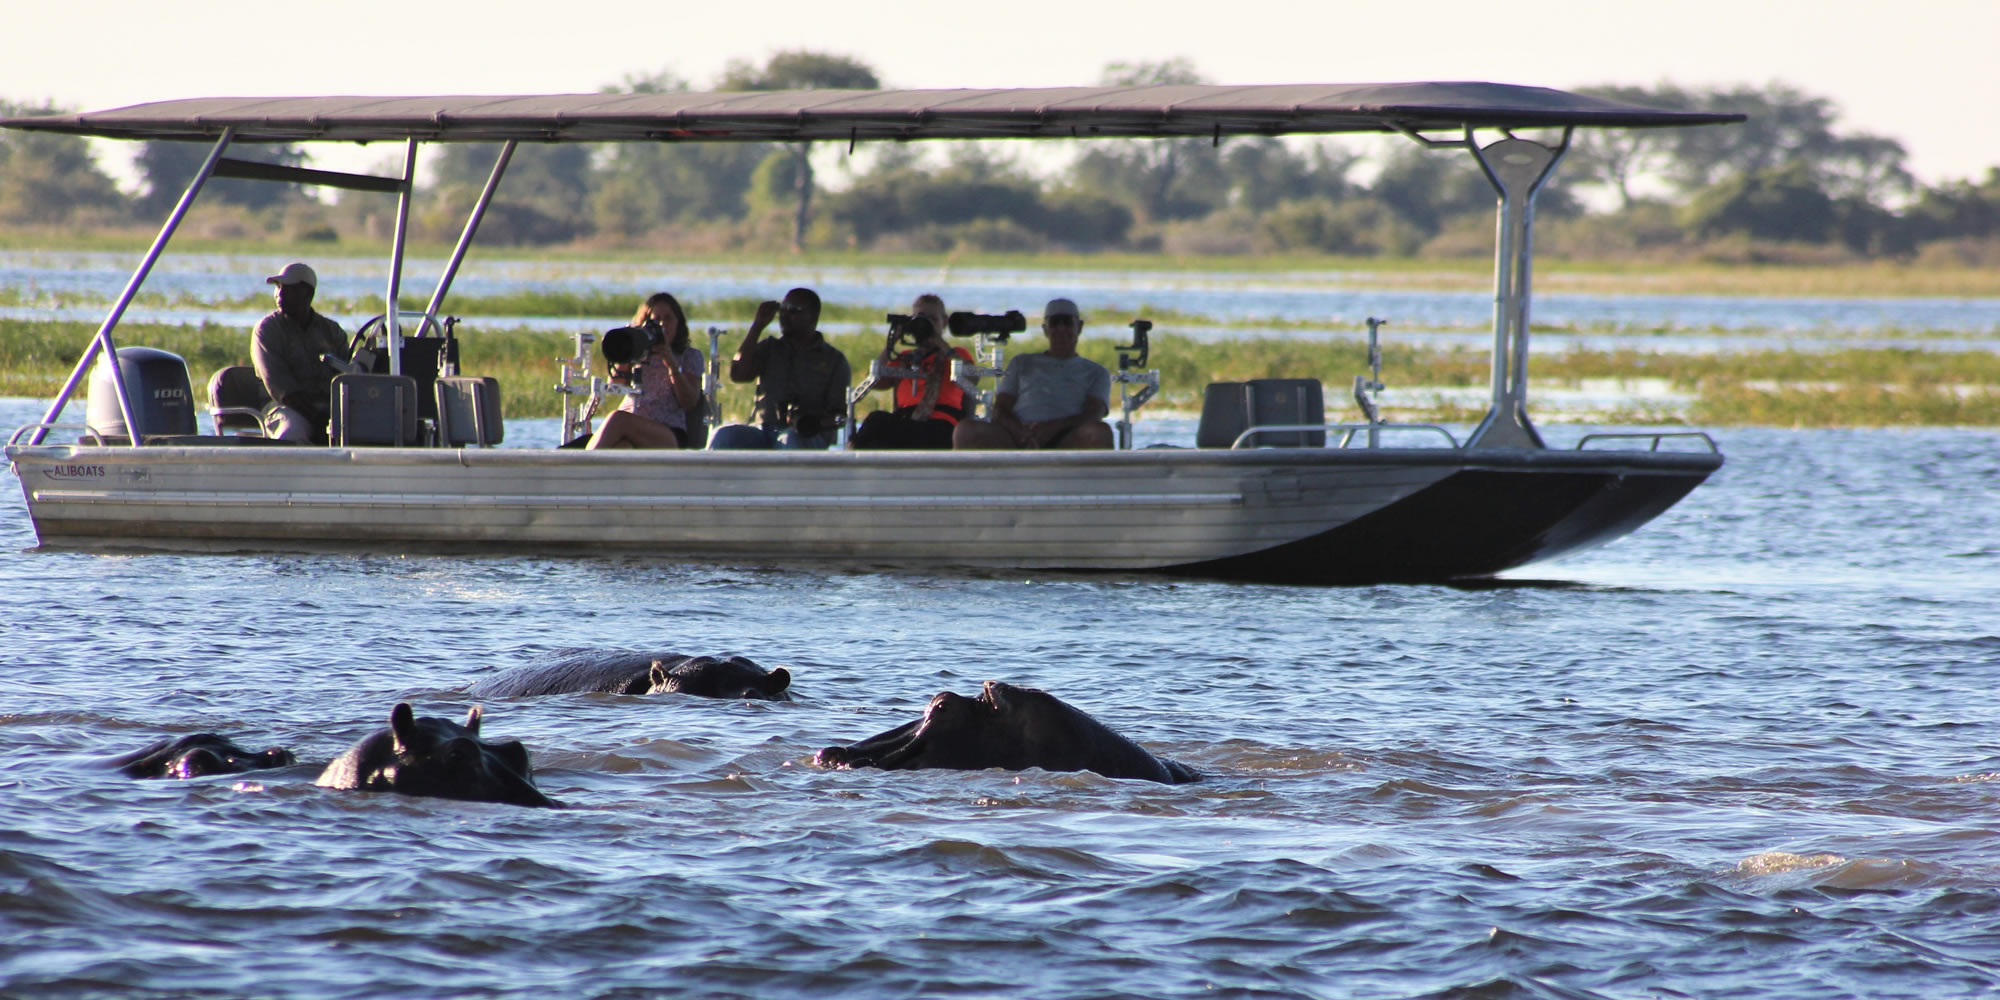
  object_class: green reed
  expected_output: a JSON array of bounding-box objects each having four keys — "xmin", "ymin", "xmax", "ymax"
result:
[{"xmin": 5, "ymin": 318, "xmax": 1997, "ymax": 427}]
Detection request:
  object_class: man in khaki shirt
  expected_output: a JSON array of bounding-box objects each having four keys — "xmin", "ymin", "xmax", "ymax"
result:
[{"xmin": 251, "ymin": 261, "xmax": 350, "ymax": 443}]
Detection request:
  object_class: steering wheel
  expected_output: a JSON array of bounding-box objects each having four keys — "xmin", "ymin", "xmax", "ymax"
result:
[{"xmin": 351, "ymin": 312, "xmax": 447, "ymax": 354}]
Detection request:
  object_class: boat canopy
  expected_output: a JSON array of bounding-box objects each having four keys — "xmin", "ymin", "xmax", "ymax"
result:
[{"xmin": 0, "ymin": 81, "xmax": 1741, "ymax": 144}]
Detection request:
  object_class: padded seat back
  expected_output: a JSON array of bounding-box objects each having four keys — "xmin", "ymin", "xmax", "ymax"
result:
[
  {"xmin": 683, "ymin": 397, "xmax": 710, "ymax": 450},
  {"xmin": 206, "ymin": 365, "xmax": 271, "ymax": 435},
  {"xmin": 331, "ymin": 373, "xmax": 420, "ymax": 447},
  {"xmin": 1196, "ymin": 382, "xmax": 1247, "ymax": 449},
  {"xmin": 436, "ymin": 376, "xmax": 504, "ymax": 447},
  {"xmin": 1195, "ymin": 378, "xmax": 1326, "ymax": 448}
]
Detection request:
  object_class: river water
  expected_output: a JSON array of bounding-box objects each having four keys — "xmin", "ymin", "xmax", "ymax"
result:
[
  {"xmin": 5, "ymin": 389, "xmax": 2000, "ymax": 997},
  {"xmin": 5, "ymin": 252, "xmax": 2000, "ymax": 356}
]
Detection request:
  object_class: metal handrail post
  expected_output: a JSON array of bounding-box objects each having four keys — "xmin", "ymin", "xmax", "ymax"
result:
[
  {"xmin": 31, "ymin": 128, "xmax": 235, "ymax": 445},
  {"xmin": 705, "ymin": 327, "xmax": 723, "ymax": 433},
  {"xmin": 423, "ymin": 140, "xmax": 514, "ymax": 320},
  {"xmin": 384, "ymin": 138, "xmax": 417, "ymax": 376}
]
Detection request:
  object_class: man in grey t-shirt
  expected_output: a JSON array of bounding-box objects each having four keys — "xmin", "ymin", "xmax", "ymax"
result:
[{"xmin": 953, "ymin": 298, "xmax": 1112, "ymax": 450}]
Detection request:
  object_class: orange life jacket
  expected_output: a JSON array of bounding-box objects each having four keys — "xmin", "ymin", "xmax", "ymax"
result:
[{"xmin": 893, "ymin": 346, "xmax": 973, "ymax": 425}]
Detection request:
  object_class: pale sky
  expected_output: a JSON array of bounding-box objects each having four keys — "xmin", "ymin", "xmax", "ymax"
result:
[{"xmin": 5, "ymin": 0, "xmax": 1995, "ymax": 189}]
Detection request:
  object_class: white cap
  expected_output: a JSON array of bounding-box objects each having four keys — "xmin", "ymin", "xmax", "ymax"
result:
[
  {"xmin": 265, "ymin": 262, "xmax": 317, "ymax": 287},
  {"xmin": 1044, "ymin": 297, "xmax": 1082, "ymax": 321}
]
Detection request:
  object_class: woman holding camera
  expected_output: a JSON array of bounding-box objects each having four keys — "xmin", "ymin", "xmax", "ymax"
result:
[
  {"xmin": 851, "ymin": 293, "xmax": 978, "ymax": 451},
  {"xmin": 589, "ymin": 292, "xmax": 705, "ymax": 449}
]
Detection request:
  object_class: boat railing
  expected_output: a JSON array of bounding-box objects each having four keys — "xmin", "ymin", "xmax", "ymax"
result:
[
  {"xmin": 1229, "ymin": 423, "xmax": 1462, "ymax": 450},
  {"xmin": 703, "ymin": 327, "xmax": 724, "ymax": 435},
  {"xmin": 10, "ymin": 423, "xmax": 107, "ymax": 447},
  {"xmin": 951, "ymin": 338, "xmax": 1008, "ymax": 420},
  {"xmin": 207, "ymin": 404, "xmax": 267, "ymax": 436},
  {"xmin": 556, "ymin": 328, "xmax": 644, "ymax": 444},
  {"xmin": 1574, "ymin": 431, "xmax": 1720, "ymax": 454},
  {"xmin": 842, "ymin": 357, "xmax": 923, "ymax": 447}
]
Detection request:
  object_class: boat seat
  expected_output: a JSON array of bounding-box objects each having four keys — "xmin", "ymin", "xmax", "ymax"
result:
[
  {"xmin": 1196, "ymin": 379, "xmax": 1326, "ymax": 448},
  {"xmin": 207, "ymin": 365, "xmax": 272, "ymax": 436},
  {"xmin": 330, "ymin": 373, "xmax": 420, "ymax": 447},
  {"xmin": 436, "ymin": 376, "xmax": 504, "ymax": 447}
]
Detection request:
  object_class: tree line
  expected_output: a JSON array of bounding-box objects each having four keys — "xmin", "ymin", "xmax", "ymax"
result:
[{"xmin": 4, "ymin": 56, "xmax": 1997, "ymax": 264}]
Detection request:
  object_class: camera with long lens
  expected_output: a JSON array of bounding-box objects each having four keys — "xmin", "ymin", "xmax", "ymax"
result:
[
  {"xmin": 947, "ymin": 310, "xmax": 1027, "ymax": 341},
  {"xmin": 600, "ymin": 319, "xmax": 667, "ymax": 367},
  {"xmin": 885, "ymin": 312, "xmax": 939, "ymax": 349},
  {"xmin": 777, "ymin": 401, "xmax": 831, "ymax": 439},
  {"xmin": 791, "ymin": 409, "xmax": 824, "ymax": 439}
]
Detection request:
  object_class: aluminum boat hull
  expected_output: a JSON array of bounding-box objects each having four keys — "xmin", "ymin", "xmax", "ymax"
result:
[{"xmin": 8, "ymin": 443, "xmax": 1719, "ymax": 583}]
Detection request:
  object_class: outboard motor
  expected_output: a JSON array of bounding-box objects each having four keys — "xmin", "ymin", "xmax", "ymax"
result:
[{"xmin": 86, "ymin": 346, "xmax": 196, "ymax": 442}]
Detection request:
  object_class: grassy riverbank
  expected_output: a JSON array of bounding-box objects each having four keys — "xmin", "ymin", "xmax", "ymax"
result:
[{"xmin": 7, "ymin": 317, "xmax": 1997, "ymax": 427}]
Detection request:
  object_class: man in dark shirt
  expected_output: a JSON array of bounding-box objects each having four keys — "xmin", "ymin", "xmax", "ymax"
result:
[
  {"xmin": 709, "ymin": 287, "xmax": 851, "ymax": 449},
  {"xmin": 250, "ymin": 262, "xmax": 350, "ymax": 442}
]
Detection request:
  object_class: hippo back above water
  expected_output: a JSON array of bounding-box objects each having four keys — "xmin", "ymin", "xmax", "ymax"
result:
[
  {"xmin": 467, "ymin": 650, "xmax": 791, "ymax": 701},
  {"xmin": 815, "ymin": 680, "xmax": 1198, "ymax": 785},
  {"xmin": 316, "ymin": 703, "xmax": 557, "ymax": 808},
  {"xmin": 109, "ymin": 733, "xmax": 297, "ymax": 779}
]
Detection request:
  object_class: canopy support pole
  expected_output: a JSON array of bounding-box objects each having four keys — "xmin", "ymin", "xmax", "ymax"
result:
[
  {"xmin": 1464, "ymin": 126, "xmax": 1570, "ymax": 450},
  {"xmin": 384, "ymin": 138, "xmax": 417, "ymax": 376},
  {"xmin": 423, "ymin": 140, "xmax": 514, "ymax": 322},
  {"xmin": 32, "ymin": 128, "xmax": 235, "ymax": 445}
]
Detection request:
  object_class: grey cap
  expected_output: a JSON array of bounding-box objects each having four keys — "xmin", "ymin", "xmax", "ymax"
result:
[
  {"xmin": 1044, "ymin": 297, "xmax": 1081, "ymax": 321},
  {"xmin": 265, "ymin": 261, "xmax": 317, "ymax": 287}
]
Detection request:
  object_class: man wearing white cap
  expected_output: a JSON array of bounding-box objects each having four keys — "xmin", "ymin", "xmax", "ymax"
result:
[
  {"xmin": 251, "ymin": 261, "xmax": 351, "ymax": 442},
  {"xmin": 953, "ymin": 297, "xmax": 1112, "ymax": 450}
]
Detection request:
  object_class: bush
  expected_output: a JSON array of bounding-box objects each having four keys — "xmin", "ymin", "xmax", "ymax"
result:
[
  {"xmin": 949, "ymin": 218, "xmax": 1046, "ymax": 253},
  {"xmin": 1682, "ymin": 163, "xmax": 1837, "ymax": 244},
  {"xmin": 1913, "ymin": 237, "xmax": 2000, "ymax": 268},
  {"xmin": 1160, "ymin": 212, "xmax": 1258, "ymax": 255},
  {"xmin": 1256, "ymin": 198, "xmax": 1423, "ymax": 256},
  {"xmin": 1691, "ymin": 236, "xmax": 1859, "ymax": 266},
  {"xmin": 1035, "ymin": 190, "xmax": 1134, "ymax": 249},
  {"xmin": 1539, "ymin": 203, "xmax": 1691, "ymax": 259}
]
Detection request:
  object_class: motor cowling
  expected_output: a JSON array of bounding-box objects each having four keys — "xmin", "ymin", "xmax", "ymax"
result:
[{"xmin": 86, "ymin": 346, "xmax": 196, "ymax": 442}]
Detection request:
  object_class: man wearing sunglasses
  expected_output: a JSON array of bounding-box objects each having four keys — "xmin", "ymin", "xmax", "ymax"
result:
[
  {"xmin": 953, "ymin": 297, "xmax": 1112, "ymax": 450},
  {"xmin": 710, "ymin": 286, "xmax": 851, "ymax": 450}
]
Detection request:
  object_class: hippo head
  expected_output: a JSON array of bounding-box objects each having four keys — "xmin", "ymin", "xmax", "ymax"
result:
[
  {"xmin": 316, "ymin": 704, "xmax": 558, "ymax": 808},
  {"xmin": 815, "ymin": 680, "xmax": 1196, "ymax": 783},
  {"xmin": 646, "ymin": 655, "xmax": 792, "ymax": 701},
  {"xmin": 113, "ymin": 733, "xmax": 297, "ymax": 779},
  {"xmin": 880, "ymin": 681, "xmax": 1104, "ymax": 771}
]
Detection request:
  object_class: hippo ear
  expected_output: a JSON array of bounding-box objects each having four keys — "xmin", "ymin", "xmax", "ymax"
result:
[
  {"xmin": 764, "ymin": 667, "xmax": 791, "ymax": 695},
  {"xmin": 463, "ymin": 704, "xmax": 483, "ymax": 735},
  {"xmin": 390, "ymin": 703, "xmax": 418, "ymax": 754}
]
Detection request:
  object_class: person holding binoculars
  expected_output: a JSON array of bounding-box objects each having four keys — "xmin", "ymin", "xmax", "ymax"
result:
[
  {"xmin": 587, "ymin": 292, "xmax": 704, "ymax": 449},
  {"xmin": 709, "ymin": 287, "xmax": 851, "ymax": 450}
]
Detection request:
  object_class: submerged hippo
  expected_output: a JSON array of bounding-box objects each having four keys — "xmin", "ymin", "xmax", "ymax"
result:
[
  {"xmin": 316, "ymin": 703, "xmax": 558, "ymax": 808},
  {"xmin": 815, "ymin": 681, "xmax": 1199, "ymax": 785},
  {"xmin": 466, "ymin": 650, "xmax": 791, "ymax": 701},
  {"xmin": 110, "ymin": 733, "xmax": 297, "ymax": 779}
]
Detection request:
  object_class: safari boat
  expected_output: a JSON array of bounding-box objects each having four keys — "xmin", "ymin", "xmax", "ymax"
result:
[{"xmin": 2, "ymin": 83, "xmax": 1737, "ymax": 583}]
